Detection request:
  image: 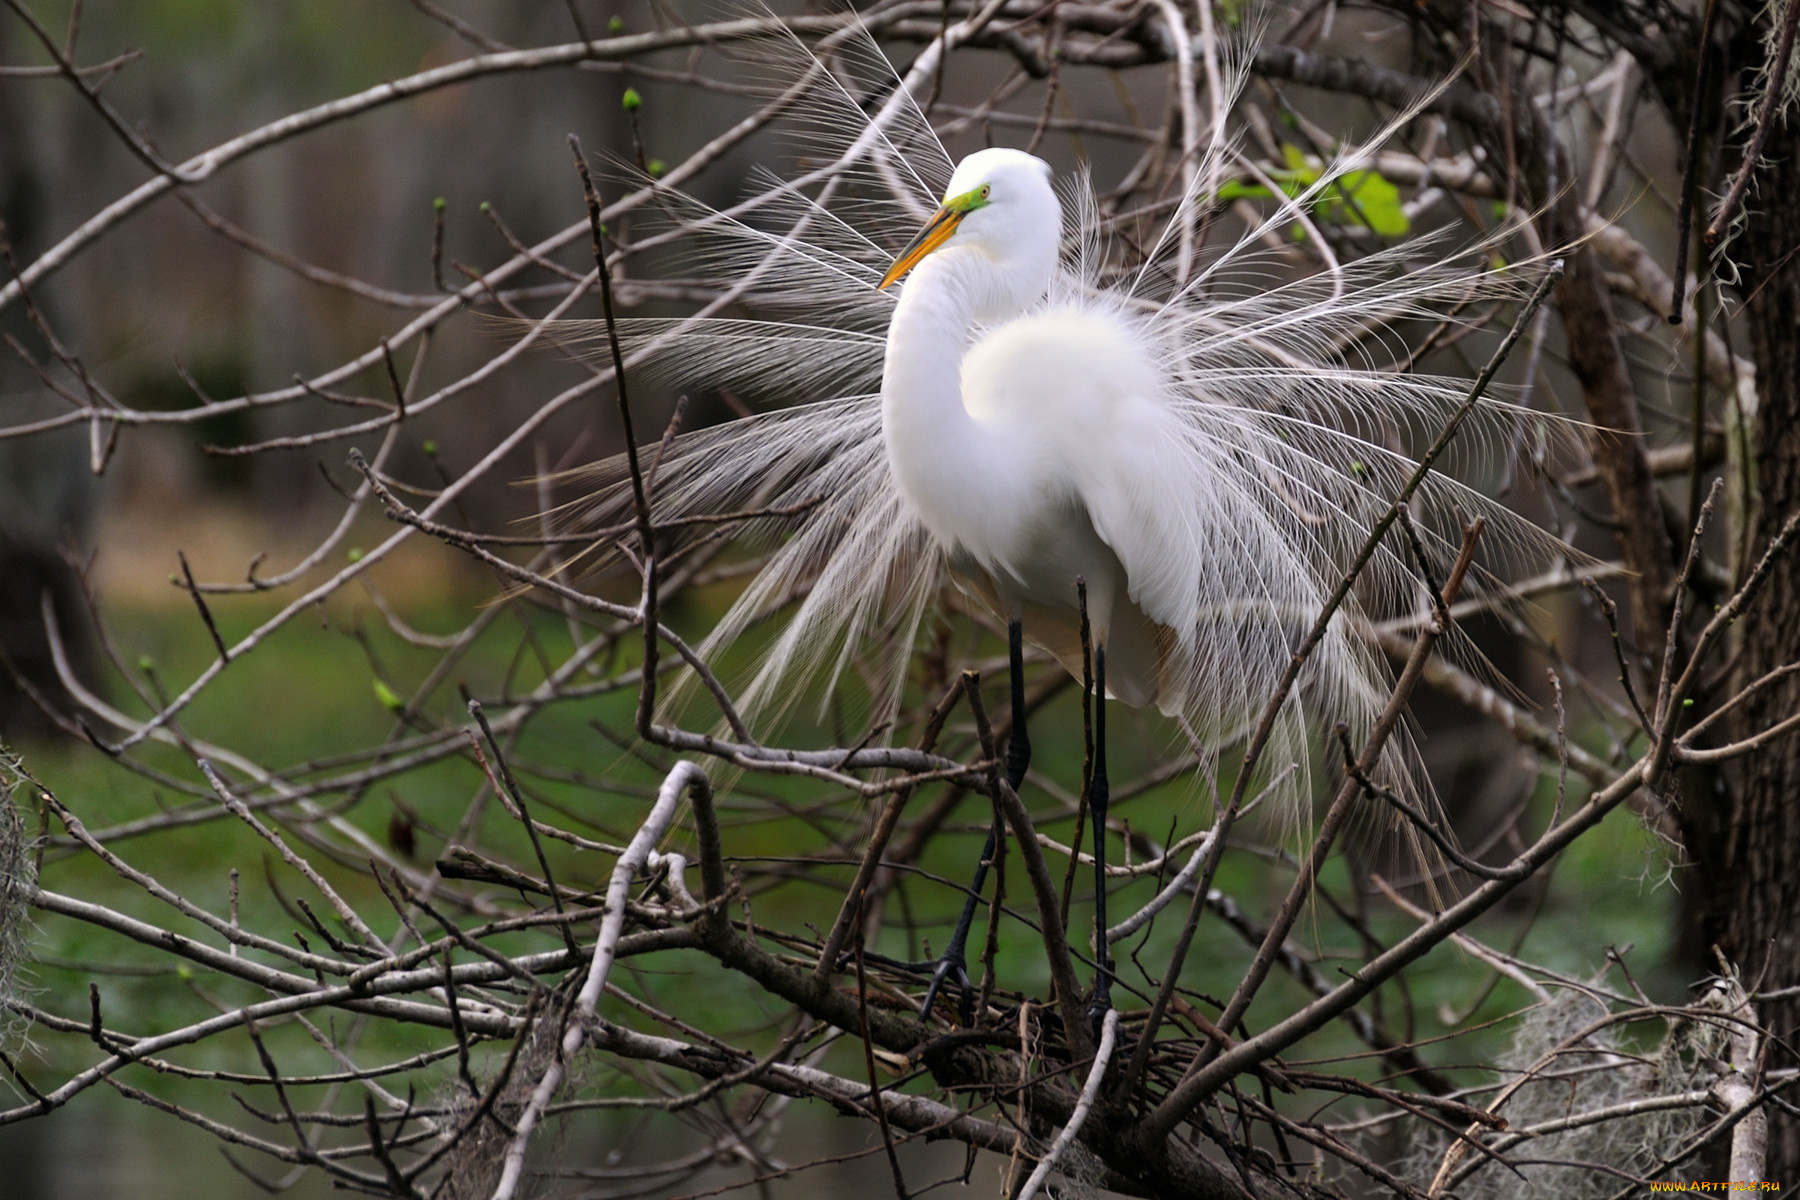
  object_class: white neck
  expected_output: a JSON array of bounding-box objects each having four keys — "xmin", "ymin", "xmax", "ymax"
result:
[{"xmin": 881, "ymin": 250, "xmax": 1006, "ymax": 550}]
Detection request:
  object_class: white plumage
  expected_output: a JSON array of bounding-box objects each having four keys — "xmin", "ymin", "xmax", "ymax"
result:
[
  {"xmin": 561, "ymin": 25, "xmax": 1572, "ymax": 825},
  {"xmin": 881, "ymin": 149, "xmax": 1190, "ymax": 709}
]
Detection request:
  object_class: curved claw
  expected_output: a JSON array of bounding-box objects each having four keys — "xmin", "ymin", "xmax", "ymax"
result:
[
  {"xmin": 920, "ymin": 953, "xmax": 974, "ymax": 1026},
  {"xmin": 1087, "ymin": 979, "xmax": 1114, "ymax": 1035}
]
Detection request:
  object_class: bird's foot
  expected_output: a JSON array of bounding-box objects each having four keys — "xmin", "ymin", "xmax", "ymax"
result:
[
  {"xmin": 920, "ymin": 952, "xmax": 975, "ymax": 1027},
  {"xmin": 1087, "ymin": 977, "xmax": 1114, "ymax": 1035}
]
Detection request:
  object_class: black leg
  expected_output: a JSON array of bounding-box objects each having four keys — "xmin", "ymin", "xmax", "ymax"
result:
[
  {"xmin": 920, "ymin": 620, "xmax": 1030, "ymax": 1025},
  {"xmin": 1005, "ymin": 620, "xmax": 1031, "ymax": 788},
  {"xmin": 1089, "ymin": 643, "xmax": 1113, "ymax": 1024}
]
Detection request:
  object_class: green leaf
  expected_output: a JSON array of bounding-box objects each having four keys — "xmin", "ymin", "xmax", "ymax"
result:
[
  {"xmin": 1271, "ymin": 145, "xmax": 1410, "ymax": 238},
  {"xmin": 1334, "ymin": 169, "xmax": 1409, "ymax": 237},
  {"xmin": 621, "ymin": 87, "xmax": 642, "ymax": 111},
  {"xmin": 373, "ymin": 679, "xmax": 404, "ymax": 712},
  {"xmin": 1215, "ymin": 181, "xmax": 1275, "ymax": 202},
  {"xmin": 1281, "ymin": 143, "xmax": 1313, "ymax": 176}
]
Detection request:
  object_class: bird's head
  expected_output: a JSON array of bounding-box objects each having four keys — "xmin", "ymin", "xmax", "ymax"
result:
[{"xmin": 879, "ymin": 148, "xmax": 1059, "ymax": 309}]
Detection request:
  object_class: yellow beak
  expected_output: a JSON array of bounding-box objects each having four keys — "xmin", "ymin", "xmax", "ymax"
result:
[{"xmin": 879, "ymin": 205, "xmax": 966, "ymax": 289}]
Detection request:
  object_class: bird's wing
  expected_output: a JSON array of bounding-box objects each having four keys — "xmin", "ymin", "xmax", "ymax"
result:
[
  {"xmin": 1078, "ymin": 390, "xmax": 1330, "ymax": 705},
  {"xmin": 962, "ymin": 305, "xmax": 1323, "ymax": 726}
]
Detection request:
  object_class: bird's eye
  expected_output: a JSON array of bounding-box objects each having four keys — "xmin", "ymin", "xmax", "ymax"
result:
[{"xmin": 979, "ymin": 184, "xmax": 991, "ymax": 200}]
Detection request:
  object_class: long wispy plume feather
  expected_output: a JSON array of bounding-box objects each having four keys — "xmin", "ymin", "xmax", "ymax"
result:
[{"xmin": 552, "ymin": 10, "xmax": 1580, "ymax": 831}]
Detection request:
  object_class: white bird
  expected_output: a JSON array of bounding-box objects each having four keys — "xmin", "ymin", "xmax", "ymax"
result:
[
  {"xmin": 560, "ymin": 31, "xmax": 1570, "ymax": 1025},
  {"xmin": 877, "ymin": 146, "xmax": 1222, "ymax": 1017},
  {"xmin": 880, "ymin": 149, "xmax": 1170, "ymax": 710}
]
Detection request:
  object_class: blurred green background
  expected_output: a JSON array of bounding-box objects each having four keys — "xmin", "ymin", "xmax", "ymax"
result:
[{"xmin": 0, "ymin": 1, "xmax": 1688, "ymax": 1195}]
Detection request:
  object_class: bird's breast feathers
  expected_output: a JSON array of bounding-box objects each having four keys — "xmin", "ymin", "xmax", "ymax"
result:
[
  {"xmin": 959, "ymin": 306, "xmax": 1161, "ymax": 434},
  {"xmin": 954, "ymin": 305, "xmax": 1205, "ymax": 631}
]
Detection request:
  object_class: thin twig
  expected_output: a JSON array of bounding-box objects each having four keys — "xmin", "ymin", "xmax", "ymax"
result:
[
  {"xmin": 1705, "ymin": 0, "xmax": 1800, "ymax": 245},
  {"xmin": 1016, "ymin": 1008, "xmax": 1120, "ymax": 1200},
  {"xmin": 489, "ymin": 761, "xmax": 708, "ymax": 1200},
  {"xmin": 466, "ymin": 704, "xmax": 579, "ymax": 956}
]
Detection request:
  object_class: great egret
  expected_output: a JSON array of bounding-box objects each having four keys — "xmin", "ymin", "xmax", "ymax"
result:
[
  {"xmin": 878, "ymin": 146, "xmax": 1222, "ymax": 1018},
  {"xmin": 560, "ymin": 29, "xmax": 1569, "ymax": 1027}
]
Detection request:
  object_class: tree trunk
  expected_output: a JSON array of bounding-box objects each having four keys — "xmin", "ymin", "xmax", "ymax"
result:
[
  {"xmin": 0, "ymin": 19, "xmax": 93, "ymax": 743},
  {"xmin": 1583, "ymin": 3, "xmax": 1800, "ymax": 1174},
  {"xmin": 1717, "ymin": 125, "xmax": 1800, "ymax": 1176}
]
